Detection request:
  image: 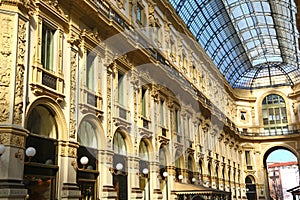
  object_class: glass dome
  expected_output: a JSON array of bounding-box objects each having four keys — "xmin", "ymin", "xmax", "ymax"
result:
[{"xmin": 169, "ymin": 0, "xmax": 300, "ymax": 89}]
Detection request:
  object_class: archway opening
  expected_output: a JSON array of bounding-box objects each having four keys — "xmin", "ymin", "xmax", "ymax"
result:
[{"xmin": 264, "ymin": 147, "xmax": 299, "ymax": 200}]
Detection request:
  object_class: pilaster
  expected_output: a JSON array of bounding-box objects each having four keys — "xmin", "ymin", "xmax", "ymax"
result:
[
  {"xmin": 58, "ymin": 141, "xmax": 81, "ymax": 199},
  {"xmin": 0, "ymin": 127, "xmax": 28, "ymax": 199}
]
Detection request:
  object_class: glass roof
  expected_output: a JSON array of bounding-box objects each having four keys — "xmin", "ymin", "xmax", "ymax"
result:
[{"xmin": 169, "ymin": 0, "xmax": 300, "ymax": 89}]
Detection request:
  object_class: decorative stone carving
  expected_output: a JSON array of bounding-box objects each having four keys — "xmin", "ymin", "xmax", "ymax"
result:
[
  {"xmin": 0, "ymin": 14, "xmax": 14, "ymax": 123},
  {"xmin": 0, "ymin": 132, "xmax": 25, "ymax": 148},
  {"xmin": 106, "ymin": 64, "xmax": 113, "ymax": 147},
  {"xmin": 148, "ymin": 2, "xmax": 157, "ymax": 27},
  {"xmin": 14, "ymin": 18, "xmax": 27, "ymax": 125},
  {"xmin": 69, "ymin": 49, "xmax": 77, "ymax": 138}
]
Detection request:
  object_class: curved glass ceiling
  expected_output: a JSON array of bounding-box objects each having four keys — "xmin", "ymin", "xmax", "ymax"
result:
[{"xmin": 169, "ymin": 0, "xmax": 300, "ymax": 89}]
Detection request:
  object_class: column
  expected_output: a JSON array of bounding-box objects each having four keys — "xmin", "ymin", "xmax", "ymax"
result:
[
  {"xmin": 150, "ymin": 161, "xmax": 163, "ymax": 200},
  {"xmin": 58, "ymin": 141, "xmax": 81, "ymax": 199},
  {"xmin": 128, "ymin": 156, "xmax": 143, "ymax": 200},
  {"xmin": 99, "ymin": 150, "xmax": 117, "ymax": 200},
  {"xmin": 0, "ymin": 128, "xmax": 28, "ymax": 200}
]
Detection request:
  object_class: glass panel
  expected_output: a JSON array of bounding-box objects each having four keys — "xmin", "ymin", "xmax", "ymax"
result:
[
  {"xmin": 168, "ymin": 0, "xmax": 300, "ymax": 88},
  {"xmin": 42, "ymin": 24, "xmax": 54, "ymax": 71},
  {"xmin": 262, "ymin": 94, "xmax": 288, "ymax": 135},
  {"xmin": 78, "ymin": 121, "xmax": 98, "ymax": 149},
  {"xmin": 113, "ymin": 132, "xmax": 127, "ymax": 155},
  {"xmin": 24, "ymin": 177, "xmax": 55, "ymax": 200},
  {"xmin": 139, "ymin": 141, "xmax": 149, "ymax": 160},
  {"xmin": 159, "ymin": 147, "xmax": 167, "ymax": 166},
  {"xmin": 118, "ymin": 72, "xmax": 124, "ymax": 105},
  {"xmin": 86, "ymin": 52, "xmax": 96, "ymax": 91},
  {"xmin": 27, "ymin": 106, "xmax": 57, "ymax": 139},
  {"xmin": 141, "ymin": 88, "xmax": 146, "ymax": 116}
]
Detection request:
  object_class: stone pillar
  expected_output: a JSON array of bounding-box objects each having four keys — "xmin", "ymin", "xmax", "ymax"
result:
[
  {"xmin": 150, "ymin": 161, "xmax": 163, "ymax": 200},
  {"xmin": 58, "ymin": 141, "xmax": 81, "ymax": 199},
  {"xmin": 99, "ymin": 150, "xmax": 117, "ymax": 200},
  {"xmin": 0, "ymin": 7, "xmax": 30, "ymax": 199},
  {"xmin": 0, "ymin": 127, "xmax": 28, "ymax": 200},
  {"xmin": 128, "ymin": 156, "xmax": 143, "ymax": 200},
  {"xmin": 167, "ymin": 166, "xmax": 177, "ymax": 200}
]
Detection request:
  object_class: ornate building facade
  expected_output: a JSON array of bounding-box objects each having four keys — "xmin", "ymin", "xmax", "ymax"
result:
[{"xmin": 0, "ymin": 0, "xmax": 299, "ymax": 200}]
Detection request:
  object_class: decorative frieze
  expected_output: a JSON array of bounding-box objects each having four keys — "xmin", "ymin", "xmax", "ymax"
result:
[{"xmin": 0, "ymin": 132, "xmax": 25, "ymax": 148}]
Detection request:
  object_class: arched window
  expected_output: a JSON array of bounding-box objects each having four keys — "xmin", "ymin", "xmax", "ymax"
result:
[
  {"xmin": 159, "ymin": 147, "xmax": 167, "ymax": 167},
  {"xmin": 113, "ymin": 131, "xmax": 127, "ymax": 155},
  {"xmin": 78, "ymin": 121, "xmax": 97, "ymax": 149},
  {"xmin": 188, "ymin": 156, "xmax": 194, "ymax": 183},
  {"xmin": 27, "ymin": 105, "xmax": 57, "ymax": 139},
  {"xmin": 175, "ymin": 151, "xmax": 182, "ymax": 182},
  {"xmin": 262, "ymin": 94, "xmax": 288, "ymax": 135}
]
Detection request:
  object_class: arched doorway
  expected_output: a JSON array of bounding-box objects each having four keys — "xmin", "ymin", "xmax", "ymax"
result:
[
  {"xmin": 264, "ymin": 147, "xmax": 299, "ymax": 200},
  {"xmin": 77, "ymin": 119, "xmax": 99, "ymax": 199},
  {"xmin": 139, "ymin": 140, "xmax": 150, "ymax": 200},
  {"xmin": 113, "ymin": 130, "xmax": 128, "ymax": 200},
  {"xmin": 24, "ymin": 105, "xmax": 59, "ymax": 200},
  {"xmin": 159, "ymin": 145, "xmax": 168, "ymax": 200},
  {"xmin": 245, "ymin": 175, "xmax": 257, "ymax": 200}
]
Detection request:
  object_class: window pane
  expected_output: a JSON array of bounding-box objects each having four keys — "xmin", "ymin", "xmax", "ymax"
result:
[
  {"xmin": 42, "ymin": 24, "xmax": 54, "ymax": 71},
  {"xmin": 87, "ymin": 53, "xmax": 96, "ymax": 91},
  {"xmin": 118, "ymin": 72, "xmax": 124, "ymax": 105}
]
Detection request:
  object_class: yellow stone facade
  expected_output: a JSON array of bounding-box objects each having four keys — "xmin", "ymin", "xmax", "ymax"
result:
[{"xmin": 0, "ymin": 0, "xmax": 299, "ymax": 200}]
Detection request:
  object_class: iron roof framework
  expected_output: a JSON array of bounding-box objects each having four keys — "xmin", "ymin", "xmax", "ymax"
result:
[{"xmin": 169, "ymin": 0, "xmax": 300, "ymax": 89}]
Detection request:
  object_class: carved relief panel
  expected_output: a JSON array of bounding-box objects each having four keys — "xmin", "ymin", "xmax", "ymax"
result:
[{"xmin": 0, "ymin": 13, "xmax": 14, "ymax": 123}]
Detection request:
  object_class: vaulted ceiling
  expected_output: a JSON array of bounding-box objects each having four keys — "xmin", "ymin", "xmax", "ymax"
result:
[{"xmin": 169, "ymin": 0, "xmax": 300, "ymax": 89}]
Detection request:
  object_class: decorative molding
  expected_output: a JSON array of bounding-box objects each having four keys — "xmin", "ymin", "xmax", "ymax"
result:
[
  {"xmin": 156, "ymin": 135, "xmax": 169, "ymax": 145},
  {"xmin": 138, "ymin": 127, "xmax": 153, "ymax": 138}
]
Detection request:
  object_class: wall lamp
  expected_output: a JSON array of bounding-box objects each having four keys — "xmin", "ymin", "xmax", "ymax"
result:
[
  {"xmin": 178, "ymin": 174, "xmax": 183, "ymax": 182},
  {"xmin": 71, "ymin": 156, "xmax": 89, "ymax": 170},
  {"xmin": 0, "ymin": 144, "xmax": 5, "ymax": 157},
  {"xmin": 110, "ymin": 162, "xmax": 127, "ymax": 175},
  {"xmin": 138, "ymin": 168, "xmax": 149, "ymax": 177},
  {"xmin": 162, "ymin": 171, "xmax": 168, "ymax": 179},
  {"xmin": 192, "ymin": 177, "xmax": 196, "ymax": 183},
  {"xmin": 15, "ymin": 147, "xmax": 36, "ymax": 161}
]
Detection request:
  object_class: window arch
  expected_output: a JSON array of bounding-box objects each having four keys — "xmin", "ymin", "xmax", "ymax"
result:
[
  {"xmin": 262, "ymin": 94, "xmax": 288, "ymax": 135},
  {"xmin": 187, "ymin": 156, "xmax": 194, "ymax": 183},
  {"xmin": 27, "ymin": 105, "xmax": 57, "ymax": 139},
  {"xmin": 78, "ymin": 120, "xmax": 97, "ymax": 149},
  {"xmin": 139, "ymin": 140, "xmax": 149, "ymax": 161},
  {"xmin": 113, "ymin": 131, "xmax": 127, "ymax": 155},
  {"xmin": 159, "ymin": 146, "xmax": 167, "ymax": 167}
]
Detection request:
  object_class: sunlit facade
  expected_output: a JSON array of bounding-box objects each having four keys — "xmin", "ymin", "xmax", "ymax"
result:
[{"xmin": 0, "ymin": 0, "xmax": 299, "ymax": 200}]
